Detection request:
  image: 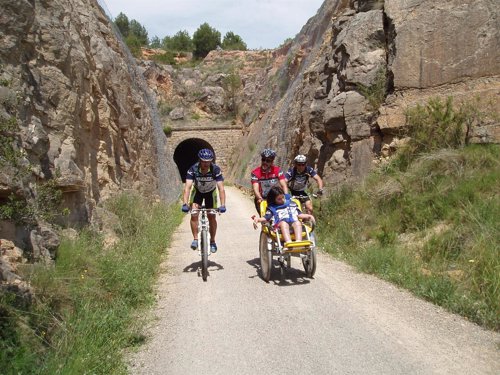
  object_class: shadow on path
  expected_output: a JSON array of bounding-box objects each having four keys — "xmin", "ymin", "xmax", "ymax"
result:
[{"xmin": 246, "ymin": 257, "xmax": 312, "ymax": 286}]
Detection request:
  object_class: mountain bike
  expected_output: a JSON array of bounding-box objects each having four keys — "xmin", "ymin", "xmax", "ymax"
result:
[
  {"xmin": 292, "ymin": 193, "xmax": 321, "ymax": 215},
  {"xmin": 190, "ymin": 207, "xmax": 219, "ymax": 281}
]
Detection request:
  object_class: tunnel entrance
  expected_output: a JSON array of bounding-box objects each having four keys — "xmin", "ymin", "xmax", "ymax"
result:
[{"xmin": 174, "ymin": 138, "xmax": 214, "ymax": 182}]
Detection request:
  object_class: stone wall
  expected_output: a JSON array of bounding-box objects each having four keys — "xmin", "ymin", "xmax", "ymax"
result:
[{"xmin": 168, "ymin": 125, "xmax": 244, "ymax": 172}]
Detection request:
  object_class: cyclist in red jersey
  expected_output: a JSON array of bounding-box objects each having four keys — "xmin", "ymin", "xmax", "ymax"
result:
[{"xmin": 251, "ymin": 149, "xmax": 288, "ymax": 214}]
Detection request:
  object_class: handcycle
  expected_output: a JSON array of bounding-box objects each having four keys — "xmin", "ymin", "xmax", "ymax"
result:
[
  {"xmin": 256, "ymin": 199, "xmax": 317, "ymax": 282},
  {"xmin": 190, "ymin": 206, "xmax": 219, "ymax": 281}
]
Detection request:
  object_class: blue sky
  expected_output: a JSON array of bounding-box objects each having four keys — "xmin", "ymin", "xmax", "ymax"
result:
[{"xmin": 99, "ymin": 0, "xmax": 325, "ymax": 49}]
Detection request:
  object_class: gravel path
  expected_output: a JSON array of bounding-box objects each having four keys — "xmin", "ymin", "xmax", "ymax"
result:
[{"xmin": 128, "ymin": 186, "xmax": 500, "ymax": 375}]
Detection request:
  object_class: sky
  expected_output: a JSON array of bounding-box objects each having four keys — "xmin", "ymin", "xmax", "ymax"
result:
[{"xmin": 99, "ymin": 0, "xmax": 325, "ymax": 50}]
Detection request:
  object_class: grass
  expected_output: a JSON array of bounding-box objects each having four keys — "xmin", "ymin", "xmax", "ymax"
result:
[
  {"xmin": 0, "ymin": 193, "xmax": 183, "ymax": 374},
  {"xmin": 318, "ymin": 96, "xmax": 499, "ymax": 330},
  {"xmin": 318, "ymin": 144, "xmax": 500, "ymax": 330}
]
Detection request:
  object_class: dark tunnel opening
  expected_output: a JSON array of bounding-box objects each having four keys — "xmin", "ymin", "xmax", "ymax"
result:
[{"xmin": 174, "ymin": 138, "xmax": 214, "ymax": 182}]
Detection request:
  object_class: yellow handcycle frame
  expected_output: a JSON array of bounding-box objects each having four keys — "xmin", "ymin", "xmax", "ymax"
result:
[{"xmin": 258, "ymin": 198, "xmax": 317, "ymax": 281}]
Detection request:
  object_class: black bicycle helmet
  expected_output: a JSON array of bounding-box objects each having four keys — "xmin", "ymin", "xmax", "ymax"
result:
[
  {"xmin": 260, "ymin": 148, "xmax": 276, "ymax": 159},
  {"xmin": 198, "ymin": 148, "xmax": 214, "ymax": 161}
]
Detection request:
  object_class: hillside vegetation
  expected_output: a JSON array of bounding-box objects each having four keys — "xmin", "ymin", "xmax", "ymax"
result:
[
  {"xmin": 317, "ymin": 98, "xmax": 500, "ymax": 330},
  {"xmin": 0, "ymin": 195, "xmax": 183, "ymax": 374}
]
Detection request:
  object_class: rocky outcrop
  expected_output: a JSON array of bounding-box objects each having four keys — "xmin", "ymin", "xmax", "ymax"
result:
[
  {"xmin": 227, "ymin": 0, "xmax": 499, "ymax": 188},
  {"xmin": 0, "ymin": 0, "xmax": 179, "ymax": 269}
]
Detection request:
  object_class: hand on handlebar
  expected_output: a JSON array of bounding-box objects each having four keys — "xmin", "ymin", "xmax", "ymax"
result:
[
  {"xmin": 181, "ymin": 204, "xmax": 190, "ymax": 213},
  {"xmin": 219, "ymin": 205, "xmax": 226, "ymax": 213},
  {"xmin": 312, "ymin": 189, "xmax": 323, "ymax": 198}
]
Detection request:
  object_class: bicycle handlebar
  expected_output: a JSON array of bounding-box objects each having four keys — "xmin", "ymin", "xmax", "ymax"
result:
[{"xmin": 190, "ymin": 208, "xmax": 220, "ymax": 215}]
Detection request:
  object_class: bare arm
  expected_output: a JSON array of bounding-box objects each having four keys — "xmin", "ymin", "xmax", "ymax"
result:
[
  {"xmin": 252, "ymin": 182, "xmax": 263, "ymax": 201},
  {"xmin": 279, "ymin": 178, "xmax": 289, "ymax": 194},
  {"xmin": 182, "ymin": 179, "xmax": 194, "ymax": 205},
  {"xmin": 217, "ymin": 181, "xmax": 226, "ymax": 206},
  {"xmin": 298, "ymin": 213, "xmax": 315, "ymax": 223},
  {"xmin": 313, "ymin": 174, "xmax": 324, "ymax": 190}
]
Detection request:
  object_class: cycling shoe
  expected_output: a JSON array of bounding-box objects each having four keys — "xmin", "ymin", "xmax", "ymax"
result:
[
  {"xmin": 210, "ymin": 242, "xmax": 217, "ymax": 253},
  {"xmin": 190, "ymin": 239, "xmax": 198, "ymax": 250}
]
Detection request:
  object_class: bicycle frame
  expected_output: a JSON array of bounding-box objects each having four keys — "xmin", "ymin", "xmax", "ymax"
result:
[{"xmin": 190, "ymin": 207, "xmax": 218, "ymax": 281}]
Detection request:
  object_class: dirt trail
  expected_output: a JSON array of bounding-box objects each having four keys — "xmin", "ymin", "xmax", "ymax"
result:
[{"xmin": 129, "ymin": 186, "xmax": 499, "ymax": 375}]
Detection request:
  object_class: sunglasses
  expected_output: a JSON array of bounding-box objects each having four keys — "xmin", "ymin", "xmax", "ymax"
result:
[
  {"xmin": 296, "ymin": 163, "xmax": 306, "ymax": 166},
  {"xmin": 261, "ymin": 158, "xmax": 273, "ymax": 163}
]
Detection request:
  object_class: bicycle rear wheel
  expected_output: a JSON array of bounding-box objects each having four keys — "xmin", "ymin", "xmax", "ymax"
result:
[
  {"xmin": 259, "ymin": 231, "xmax": 272, "ymax": 282},
  {"xmin": 201, "ymin": 229, "xmax": 209, "ymax": 281},
  {"xmin": 302, "ymin": 233, "xmax": 317, "ymax": 277}
]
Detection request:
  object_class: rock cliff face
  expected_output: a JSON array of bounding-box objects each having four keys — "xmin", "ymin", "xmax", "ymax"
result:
[
  {"xmin": 0, "ymin": 0, "xmax": 179, "ymax": 260},
  {"xmin": 228, "ymin": 0, "xmax": 499, "ymax": 187}
]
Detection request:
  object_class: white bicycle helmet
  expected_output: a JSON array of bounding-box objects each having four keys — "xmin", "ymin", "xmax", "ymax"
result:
[{"xmin": 294, "ymin": 154, "xmax": 307, "ymax": 163}]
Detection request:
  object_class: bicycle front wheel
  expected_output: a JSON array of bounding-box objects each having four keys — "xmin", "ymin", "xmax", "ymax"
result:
[{"xmin": 201, "ymin": 229, "xmax": 209, "ymax": 281}]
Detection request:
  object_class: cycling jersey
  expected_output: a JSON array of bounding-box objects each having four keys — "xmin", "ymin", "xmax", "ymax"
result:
[
  {"xmin": 186, "ymin": 162, "xmax": 224, "ymax": 194},
  {"xmin": 285, "ymin": 166, "xmax": 317, "ymax": 192},
  {"xmin": 251, "ymin": 165, "xmax": 285, "ymax": 198}
]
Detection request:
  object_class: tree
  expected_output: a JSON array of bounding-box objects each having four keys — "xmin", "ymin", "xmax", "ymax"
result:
[
  {"xmin": 149, "ymin": 36, "xmax": 161, "ymax": 48},
  {"xmin": 161, "ymin": 36, "xmax": 172, "ymax": 50},
  {"xmin": 192, "ymin": 23, "xmax": 221, "ymax": 58},
  {"xmin": 222, "ymin": 32, "xmax": 247, "ymax": 51},
  {"xmin": 129, "ymin": 19, "xmax": 148, "ymax": 46},
  {"xmin": 125, "ymin": 34, "xmax": 142, "ymax": 58},
  {"xmin": 171, "ymin": 30, "xmax": 194, "ymax": 52},
  {"xmin": 114, "ymin": 12, "xmax": 129, "ymax": 37},
  {"xmin": 163, "ymin": 30, "xmax": 193, "ymax": 52}
]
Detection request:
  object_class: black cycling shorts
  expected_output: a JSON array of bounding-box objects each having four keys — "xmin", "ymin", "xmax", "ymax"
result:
[
  {"xmin": 189, "ymin": 189, "xmax": 218, "ymax": 208},
  {"xmin": 290, "ymin": 189, "xmax": 310, "ymax": 201}
]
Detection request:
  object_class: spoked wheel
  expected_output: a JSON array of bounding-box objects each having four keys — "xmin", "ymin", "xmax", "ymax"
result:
[
  {"xmin": 302, "ymin": 233, "xmax": 317, "ymax": 278},
  {"xmin": 259, "ymin": 231, "xmax": 272, "ymax": 282},
  {"xmin": 201, "ymin": 229, "xmax": 209, "ymax": 281}
]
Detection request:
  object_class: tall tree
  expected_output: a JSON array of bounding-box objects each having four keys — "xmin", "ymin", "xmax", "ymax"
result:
[
  {"xmin": 114, "ymin": 12, "xmax": 129, "ymax": 37},
  {"xmin": 129, "ymin": 19, "xmax": 148, "ymax": 46},
  {"xmin": 170, "ymin": 30, "xmax": 193, "ymax": 52},
  {"xmin": 192, "ymin": 23, "xmax": 221, "ymax": 58},
  {"xmin": 222, "ymin": 32, "xmax": 247, "ymax": 51}
]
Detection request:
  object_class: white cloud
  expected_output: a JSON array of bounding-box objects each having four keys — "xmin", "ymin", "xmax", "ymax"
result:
[{"xmin": 100, "ymin": 0, "xmax": 324, "ymax": 49}]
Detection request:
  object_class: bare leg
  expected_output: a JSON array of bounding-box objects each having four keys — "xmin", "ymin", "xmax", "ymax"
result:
[
  {"xmin": 190, "ymin": 203, "xmax": 200, "ymax": 239},
  {"xmin": 305, "ymin": 199, "xmax": 313, "ymax": 215},
  {"xmin": 208, "ymin": 213, "xmax": 217, "ymax": 242},
  {"xmin": 278, "ymin": 221, "xmax": 292, "ymax": 243},
  {"xmin": 292, "ymin": 221, "xmax": 303, "ymax": 241}
]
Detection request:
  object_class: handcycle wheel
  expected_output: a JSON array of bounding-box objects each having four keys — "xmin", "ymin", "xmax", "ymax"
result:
[
  {"xmin": 201, "ymin": 229, "xmax": 209, "ymax": 281},
  {"xmin": 303, "ymin": 233, "xmax": 317, "ymax": 277},
  {"xmin": 259, "ymin": 231, "xmax": 272, "ymax": 282}
]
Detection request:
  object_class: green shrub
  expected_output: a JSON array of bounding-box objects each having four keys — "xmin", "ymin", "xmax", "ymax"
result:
[
  {"xmin": 163, "ymin": 124, "xmax": 172, "ymax": 136},
  {"xmin": 356, "ymin": 67, "xmax": 387, "ymax": 110},
  {"xmin": 396, "ymin": 97, "xmax": 469, "ymax": 169},
  {"xmin": 151, "ymin": 51, "xmax": 177, "ymax": 65}
]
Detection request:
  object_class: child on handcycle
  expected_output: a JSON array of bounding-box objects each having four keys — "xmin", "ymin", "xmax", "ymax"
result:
[{"xmin": 253, "ymin": 186, "xmax": 315, "ymax": 245}]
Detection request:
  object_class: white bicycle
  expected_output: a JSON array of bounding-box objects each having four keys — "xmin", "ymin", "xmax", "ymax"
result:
[{"xmin": 190, "ymin": 207, "xmax": 219, "ymax": 281}]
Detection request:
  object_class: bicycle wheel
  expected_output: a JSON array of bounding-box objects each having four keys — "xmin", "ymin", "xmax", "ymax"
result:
[
  {"xmin": 303, "ymin": 233, "xmax": 317, "ymax": 277},
  {"xmin": 201, "ymin": 229, "xmax": 209, "ymax": 281},
  {"xmin": 259, "ymin": 231, "xmax": 272, "ymax": 282}
]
